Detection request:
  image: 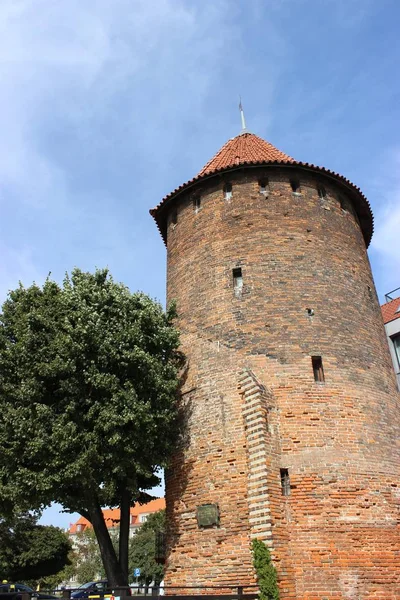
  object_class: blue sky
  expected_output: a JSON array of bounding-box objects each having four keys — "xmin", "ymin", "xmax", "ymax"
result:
[{"xmin": 1, "ymin": 0, "xmax": 399, "ymax": 528}]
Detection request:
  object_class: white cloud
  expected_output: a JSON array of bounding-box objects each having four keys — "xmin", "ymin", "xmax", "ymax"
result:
[
  {"xmin": 0, "ymin": 0, "xmax": 257, "ymax": 299},
  {"xmin": 0, "ymin": 0, "xmax": 243, "ymax": 205}
]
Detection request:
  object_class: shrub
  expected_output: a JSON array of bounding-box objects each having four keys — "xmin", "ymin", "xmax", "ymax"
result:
[{"xmin": 252, "ymin": 539, "xmax": 279, "ymax": 600}]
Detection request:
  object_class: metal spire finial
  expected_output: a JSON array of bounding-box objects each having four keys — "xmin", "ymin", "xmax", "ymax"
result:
[{"xmin": 239, "ymin": 97, "xmax": 247, "ymax": 134}]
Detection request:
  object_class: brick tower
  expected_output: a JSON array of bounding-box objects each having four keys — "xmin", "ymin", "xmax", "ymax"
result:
[{"xmin": 150, "ymin": 129, "xmax": 400, "ymax": 599}]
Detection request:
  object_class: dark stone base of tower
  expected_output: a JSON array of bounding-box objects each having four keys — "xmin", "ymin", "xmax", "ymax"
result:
[{"xmin": 151, "ymin": 133, "xmax": 400, "ymax": 599}]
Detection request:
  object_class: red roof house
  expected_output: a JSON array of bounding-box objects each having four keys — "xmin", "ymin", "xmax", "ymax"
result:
[{"xmin": 69, "ymin": 497, "xmax": 165, "ymax": 535}]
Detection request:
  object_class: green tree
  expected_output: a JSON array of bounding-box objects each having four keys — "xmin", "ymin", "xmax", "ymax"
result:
[
  {"xmin": 74, "ymin": 528, "xmax": 106, "ymax": 584},
  {"xmin": 129, "ymin": 510, "xmax": 165, "ymax": 585},
  {"xmin": 0, "ymin": 512, "xmax": 71, "ymax": 582},
  {"xmin": 252, "ymin": 539, "xmax": 279, "ymax": 600},
  {"xmin": 0, "ymin": 269, "xmax": 182, "ymax": 587},
  {"xmin": 40, "ymin": 549, "xmax": 78, "ymax": 591}
]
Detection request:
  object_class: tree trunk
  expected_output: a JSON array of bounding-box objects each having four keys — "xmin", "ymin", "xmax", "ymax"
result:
[
  {"xmin": 119, "ymin": 488, "xmax": 131, "ymax": 582},
  {"xmin": 86, "ymin": 496, "xmax": 126, "ymax": 587}
]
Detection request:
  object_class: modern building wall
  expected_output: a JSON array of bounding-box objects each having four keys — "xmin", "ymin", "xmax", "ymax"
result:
[
  {"xmin": 160, "ymin": 164, "xmax": 400, "ymax": 599},
  {"xmin": 381, "ymin": 294, "xmax": 400, "ymax": 391}
]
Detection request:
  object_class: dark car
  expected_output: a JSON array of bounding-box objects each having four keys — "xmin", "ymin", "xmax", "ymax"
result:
[
  {"xmin": 71, "ymin": 582, "xmax": 108, "ymax": 599},
  {"xmin": 0, "ymin": 583, "xmax": 57, "ymax": 600},
  {"xmin": 71, "ymin": 581, "xmax": 131, "ymax": 599}
]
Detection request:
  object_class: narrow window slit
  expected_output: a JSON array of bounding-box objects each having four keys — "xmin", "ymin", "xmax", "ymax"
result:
[
  {"xmin": 290, "ymin": 179, "xmax": 300, "ymax": 193},
  {"xmin": 233, "ymin": 267, "xmax": 243, "ymax": 293},
  {"xmin": 259, "ymin": 179, "xmax": 269, "ymax": 194},
  {"xmin": 194, "ymin": 196, "xmax": 201, "ymax": 213},
  {"xmin": 312, "ymin": 356, "xmax": 325, "ymax": 382},
  {"xmin": 224, "ymin": 182, "xmax": 233, "ymax": 200},
  {"xmin": 318, "ymin": 185, "xmax": 326, "ymax": 199},
  {"xmin": 171, "ymin": 210, "xmax": 178, "ymax": 225},
  {"xmin": 339, "ymin": 196, "xmax": 352, "ymax": 213},
  {"xmin": 280, "ymin": 468, "xmax": 291, "ymax": 496}
]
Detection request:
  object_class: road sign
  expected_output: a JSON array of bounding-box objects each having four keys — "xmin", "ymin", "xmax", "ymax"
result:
[{"xmin": 134, "ymin": 568, "xmax": 141, "ymax": 577}]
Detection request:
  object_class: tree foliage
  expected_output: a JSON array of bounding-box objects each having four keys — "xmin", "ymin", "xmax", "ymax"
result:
[
  {"xmin": 252, "ymin": 539, "xmax": 279, "ymax": 600},
  {"xmin": 129, "ymin": 510, "xmax": 165, "ymax": 585},
  {"xmin": 65, "ymin": 511, "xmax": 165, "ymax": 586},
  {"xmin": 0, "ymin": 512, "xmax": 71, "ymax": 582},
  {"xmin": 40, "ymin": 549, "xmax": 78, "ymax": 591},
  {"xmin": 74, "ymin": 528, "xmax": 106, "ymax": 584},
  {"xmin": 0, "ymin": 269, "xmax": 182, "ymax": 586}
]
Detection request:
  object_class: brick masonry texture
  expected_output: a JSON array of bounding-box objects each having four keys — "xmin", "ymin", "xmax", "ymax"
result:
[{"xmin": 162, "ymin": 167, "xmax": 400, "ymax": 599}]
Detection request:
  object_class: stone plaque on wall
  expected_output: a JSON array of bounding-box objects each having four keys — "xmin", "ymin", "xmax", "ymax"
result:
[{"xmin": 196, "ymin": 503, "xmax": 219, "ymax": 528}]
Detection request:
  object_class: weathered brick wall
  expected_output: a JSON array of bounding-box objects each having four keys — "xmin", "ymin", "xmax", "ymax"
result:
[{"xmin": 164, "ymin": 167, "xmax": 400, "ymax": 599}]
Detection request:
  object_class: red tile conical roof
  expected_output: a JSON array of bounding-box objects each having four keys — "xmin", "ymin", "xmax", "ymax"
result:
[
  {"xmin": 198, "ymin": 132, "xmax": 294, "ymax": 176},
  {"xmin": 150, "ymin": 130, "xmax": 373, "ymax": 248}
]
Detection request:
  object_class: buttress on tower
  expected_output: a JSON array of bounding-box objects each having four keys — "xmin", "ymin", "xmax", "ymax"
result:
[{"xmin": 150, "ymin": 129, "xmax": 400, "ymax": 599}]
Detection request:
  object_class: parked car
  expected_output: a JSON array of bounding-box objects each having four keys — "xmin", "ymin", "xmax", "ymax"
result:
[
  {"xmin": 71, "ymin": 582, "xmax": 108, "ymax": 599},
  {"xmin": 0, "ymin": 583, "xmax": 57, "ymax": 600}
]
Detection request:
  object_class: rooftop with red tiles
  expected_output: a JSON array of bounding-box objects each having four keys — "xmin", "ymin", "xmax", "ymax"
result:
[
  {"xmin": 150, "ymin": 130, "xmax": 373, "ymax": 247},
  {"xmin": 381, "ymin": 296, "xmax": 400, "ymax": 325},
  {"xmin": 69, "ymin": 497, "xmax": 165, "ymax": 534},
  {"xmin": 197, "ymin": 132, "xmax": 294, "ymax": 177}
]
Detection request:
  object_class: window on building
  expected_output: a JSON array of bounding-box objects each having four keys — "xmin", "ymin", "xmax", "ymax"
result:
[
  {"xmin": 280, "ymin": 468, "xmax": 291, "ymax": 496},
  {"xmin": 339, "ymin": 196, "xmax": 352, "ymax": 213},
  {"xmin": 171, "ymin": 210, "xmax": 177, "ymax": 225},
  {"xmin": 317, "ymin": 185, "xmax": 326, "ymax": 199},
  {"xmin": 290, "ymin": 179, "xmax": 300, "ymax": 193},
  {"xmin": 193, "ymin": 196, "xmax": 201, "ymax": 213},
  {"xmin": 391, "ymin": 335, "xmax": 400, "ymax": 371},
  {"xmin": 139, "ymin": 514, "xmax": 149, "ymax": 523},
  {"xmin": 233, "ymin": 267, "xmax": 243, "ymax": 293},
  {"xmin": 312, "ymin": 356, "xmax": 325, "ymax": 382},
  {"xmin": 259, "ymin": 179, "xmax": 269, "ymax": 194},
  {"xmin": 224, "ymin": 182, "xmax": 233, "ymax": 200}
]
